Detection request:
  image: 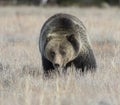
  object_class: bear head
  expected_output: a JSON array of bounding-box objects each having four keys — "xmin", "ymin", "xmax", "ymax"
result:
[{"xmin": 44, "ymin": 33, "xmax": 80, "ymax": 69}]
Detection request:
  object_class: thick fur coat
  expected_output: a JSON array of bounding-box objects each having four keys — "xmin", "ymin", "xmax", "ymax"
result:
[{"xmin": 39, "ymin": 13, "xmax": 97, "ymax": 74}]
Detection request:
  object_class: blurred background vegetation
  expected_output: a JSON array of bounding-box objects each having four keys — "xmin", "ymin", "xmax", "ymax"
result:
[{"xmin": 0, "ymin": 0, "xmax": 120, "ymax": 6}]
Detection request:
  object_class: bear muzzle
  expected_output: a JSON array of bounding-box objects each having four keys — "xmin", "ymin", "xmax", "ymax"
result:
[
  {"xmin": 54, "ymin": 63, "xmax": 60, "ymax": 68},
  {"xmin": 53, "ymin": 56, "xmax": 64, "ymax": 69}
]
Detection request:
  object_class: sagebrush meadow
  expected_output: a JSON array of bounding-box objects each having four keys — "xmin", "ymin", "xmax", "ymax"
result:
[{"xmin": 0, "ymin": 7, "xmax": 120, "ymax": 105}]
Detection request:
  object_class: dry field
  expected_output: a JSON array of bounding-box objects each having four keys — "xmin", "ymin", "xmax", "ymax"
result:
[{"xmin": 0, "ymin": 6, "xmax": 120, "ymax": 105}]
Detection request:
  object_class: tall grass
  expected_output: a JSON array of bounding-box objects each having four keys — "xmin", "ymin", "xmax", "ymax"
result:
[{"xmin": 0, "ymin": 6, "xmax": 120, "ymax": 105}]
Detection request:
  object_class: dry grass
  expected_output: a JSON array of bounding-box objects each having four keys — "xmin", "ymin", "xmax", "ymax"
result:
[{"xmin": 0, "ymin": 6, "xmax": 120, "ymax": 105}]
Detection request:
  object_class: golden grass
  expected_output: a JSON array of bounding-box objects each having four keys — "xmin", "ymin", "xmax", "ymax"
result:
[{"xmin": 0, "ymin": 6, "xmax": 120, "ymax": 105}]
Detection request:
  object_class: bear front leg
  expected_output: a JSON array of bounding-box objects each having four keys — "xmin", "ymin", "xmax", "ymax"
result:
[
  {"xmin": 42, "ymin": 56, "xmax": 54, "ymax": 76},
  {"xmin": 73, "ymin": 50, "xmax": 97, "ymax": 72}
]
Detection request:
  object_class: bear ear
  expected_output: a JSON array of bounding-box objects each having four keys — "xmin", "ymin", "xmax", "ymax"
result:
[
  {"xmin": 67, "ymin": 34, "xmax": 74, "ymax": 41},
  {"xmin": 46, "ymin": 36, "xmax": 52, "ymax": 42}
]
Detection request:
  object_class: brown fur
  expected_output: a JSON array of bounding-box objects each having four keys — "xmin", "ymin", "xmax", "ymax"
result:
[{"xmin": 39, "ymin": 13, "xmax": 97, "ymax": 75}]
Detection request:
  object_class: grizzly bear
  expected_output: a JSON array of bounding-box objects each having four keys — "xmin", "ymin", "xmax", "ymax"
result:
[{"xmin": 39, "ymin": 13, "xmax": 96, "ymax": 75}]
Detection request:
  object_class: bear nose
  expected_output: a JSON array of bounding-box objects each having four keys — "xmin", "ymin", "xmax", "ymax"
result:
[{"xmin": 54, "ymin": 63, "xmax": 60, "ymax": 68}]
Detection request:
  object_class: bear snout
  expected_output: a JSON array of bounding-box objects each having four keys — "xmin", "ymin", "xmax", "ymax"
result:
[
  {"xmin": 53, "ymin": 55, "xmax": 63, "ymax": 68},
  {"xmin": 54, "ymin": 63, "xmax": 60, "ymax": 68}
]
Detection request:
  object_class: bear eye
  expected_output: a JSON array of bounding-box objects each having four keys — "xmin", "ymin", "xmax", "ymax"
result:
[
  {"xmin": 50, "ymin": 51, "xmax": 55, "ymax": 58},
  {"xmin": 61, "ymin": 50, "xmax": 66, "ymax": 56}
]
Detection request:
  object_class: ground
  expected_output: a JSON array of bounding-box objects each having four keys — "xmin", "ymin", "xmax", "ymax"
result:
[{"xmin": 0, "ymin": 6, "xmax": 120, "ymax": 105}]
